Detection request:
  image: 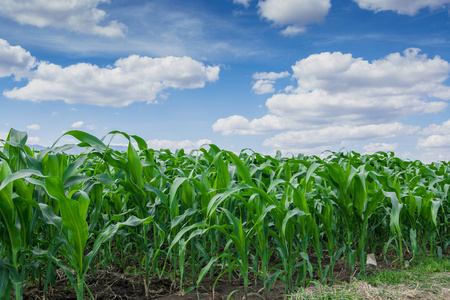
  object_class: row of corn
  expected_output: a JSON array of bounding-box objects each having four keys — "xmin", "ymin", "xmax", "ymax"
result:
[{"xmin": 0, "ymin": 128, "xmax": 448, "ymax": 299}]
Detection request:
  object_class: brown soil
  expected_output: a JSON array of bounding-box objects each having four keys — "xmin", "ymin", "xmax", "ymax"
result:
[
  {"xmin": 22, "ymin": 255, "xmax": 394, "ymax": 300},
  {"xmin": 24, "ymin": 269, "xmax": 286, "ymax": 300}
]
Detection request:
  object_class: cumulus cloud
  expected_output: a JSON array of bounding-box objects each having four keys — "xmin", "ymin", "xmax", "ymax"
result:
[
  {"xmin": 266, "ymin": 92, "xmax": 445, "ymax": 127},
  {"xmin": 418, "ymin": 135, "xmax": 450, "ymax": 149},
  {"xmin": 0, "ymin": 39, "xmax": 35, "ymax": 80},
  {"xmin": 233, "ymin": 0, "xmax": 253, "ymax": 7},
  {"xmin": 417, "ymin": 119, "xmax": 450, "ymax": 157},
  {"xmin": 26, "ymin": 124, "xmax": 40, "ymax": 130},
  {"xmin": 257, "ymin": 0, "xmax": 331, "ymax": 36},
  {"xmin": 147, "ymin": 138, "xmax": 212, "ymax": 151},
  {"xmin": 4, "ymin": 54, "xmax": 220, "ymax": 107},
  {"xmin": 0, "ymin": 0, "xmax": 126, "ymax": 37},
  {"xmin": 252, "ymin": 80, "xmax": 276, "ymax": 94},
  {"xmin": 291, "ymin": 48, "xmax": 450, "ymax": 98},
  {"xmin": 419, "ymin": 119, "xmax": 450, "ymax": 135},
  {"xmin": 354, "ymin": 0, "xmax": 450, "ymax": 16},
  {"xmin": 417, "ymin": 128, "xmax": 450, "ymax": 162},
  {"xmin": 213, "ymin": 114, "xmax": 287, "ymax": 135},
  {"xmin": 214, "ymin": 49, "xmax": 450, "ymax": 153},
  {"xmin": 363, "ymin": 142, "xmax": 398, "ymax": 154},
  {"xmin": 262, "ymin": 123, "xmax": 418, "ymax": 150},
  {"xmin": 71, "ymin": 121, "xmax": 84, "ymax": 129},
  {"xmin": 214, "ymin": 49, "xmax": 449, "ymax": 137},
  {"xmin": 252, "ymin": 71, "xmax": 290, "ymax": 81},
  {"xmin": 420, "ymin": 151, "xmax": 450, "ymax": 163},
  {"xmin": 251, "ymin": 71, "xmax": 290, "ymax": 94}
]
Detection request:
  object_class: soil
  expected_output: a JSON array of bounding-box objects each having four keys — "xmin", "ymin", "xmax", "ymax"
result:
[{"xmin": 23, "ymin": 254, "xmax": 393, "ymax": 300}]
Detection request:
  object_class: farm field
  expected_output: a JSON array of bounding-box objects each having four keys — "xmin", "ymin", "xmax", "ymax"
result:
[{"xmin": 0, "ymin": 128, "xmax": 449, "ymax": 299}]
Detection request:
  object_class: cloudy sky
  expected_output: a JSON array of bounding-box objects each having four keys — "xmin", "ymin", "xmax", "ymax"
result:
[{"xmin": 1, "ymin": 0, "xmax": 450, "ymax": 162}]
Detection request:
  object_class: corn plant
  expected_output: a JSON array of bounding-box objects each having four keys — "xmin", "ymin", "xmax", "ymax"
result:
[{"xmin": 0, "ymin": 128, "xmax": 449, "ymax": 299}]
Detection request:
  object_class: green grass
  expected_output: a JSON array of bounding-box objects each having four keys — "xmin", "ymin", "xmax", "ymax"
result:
[
  {"xmin": 367, "ymin": 256, "xmax": 450, "ymax": 286},
  {"xmin": 293, "ymin": 256, "xmax": 450, "ymax": 300}
]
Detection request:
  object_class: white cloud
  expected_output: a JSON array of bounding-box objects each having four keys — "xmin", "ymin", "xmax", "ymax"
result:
[
  {"xmin": 363, "ymin": 142, "xmax": 398, "ymax": 154},
  {"xmin": 4, "ymin": 54, "xmax": 220, "ymax": 107},
  {"xmin": 291, "ymin": 48, "xmax": 450, "ymax": 99},
  {"xmin": 0, "ymin": 39, "xmax": 35, "ymax": 80},
  {"xmin": 417, "ymin": 118, "xmax": 450, "ymax": 160},
  {"xmin": 71, "ymin": 121, "xmax": 84, "ymax": 129},
  {"xmin": 252, "ymin": 80, "xmax": 276, "ymax": 94},
  {"xmin": 252, "ymin": 71, "xmax": 290, "ymax": 80},
  {"xmin": 27, "ymin": 136, "xmax": 40, "ymax": 144},
  {"xmin": 0, "ymin": 0, "xmax": 127, "ymax": 37},
  {"xmin": 252, "ymin": 71, "xmax": 289, "ymax": 94},
  {"xmin": 257, "ymin": 0, "xmax": 331, "ymax": 35},
  {"xmin": 262, "ymin": 123, "xmax": 418, "ymax": 150},
  {"xmin": 233, "ymin": 0, "xmax": 252, "ymax": 8},
  {"xmin": 214, "ymin": 49, "xmax": 450, "ymax": 138},
  {"xmin": 411, "ymin": 119, "xmax": 450, "ymax": 162},
  {"xmin": 280, "ymin": 26, "xmax": 306, "ymax": 37},
  {"xmin": 420, "ymin": 151, "xmax": 450, "ymax": 163},
  {"xmin": 147, "ymin": 138, "xmax": 212, "ymax": 151},
  {"xmin": 213, "ymin": 114, "xmax": 286, "ymax": 135},
  {"xmin": 417, "ymin": 131, "xmax": 450, "ymax": 162},
  {"xmin": 266, "ymin": 91, "xmax": 445, "ymax": 127},
  {"xmin": 107, "ymin": 137, "xmax": 212, "ymax": 152},
  {"xmin": 26, "ymin": 124, "xmax": 40, "ymax": 130},
  {"xmin": 418, "ymin": 135, "xmax": 450, "ymax": 149},
  {"xmin": 354, "ymin": 0, "xmax": 450, "ymax": 16},
  {"xmin": 418, "ymin": 119, "xmax": 450, "ymax": 158},
  {"xmin": 420, "ymin": 119, "xmax": 450, "ymax": 135},
  {"xmin": 265, "ymin": 145, "xmax": 332, "ymax": 156}
]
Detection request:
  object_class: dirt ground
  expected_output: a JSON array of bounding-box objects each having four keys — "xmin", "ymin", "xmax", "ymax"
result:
[
  {"xmin": 24, "ymin": 268, "xmax": 287, "ymax": 300},
  {"xmin": 23, "ymin": 268, "xmax": 450, "ymax": 300},
  {"xmin": 22, "ymin": 251, "xmax": 450, "ymax": 300},
  {"xmin": 22, "ymin": 257, "xmax": 393, "ymax": 300}
]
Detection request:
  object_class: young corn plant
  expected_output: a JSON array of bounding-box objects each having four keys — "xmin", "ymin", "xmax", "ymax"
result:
[
  {"xmin": 2, "ymin": 129, "xmax": 450, "ymax": 299},
  {"xmin": 0, "ymin": 129, "xmax": 44, "ymax": 299}
]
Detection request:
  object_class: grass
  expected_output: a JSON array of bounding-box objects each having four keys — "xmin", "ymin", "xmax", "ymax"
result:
[
  {"xmin": 293, "ymin": 256, "xmax": 450, "ymax": 300},
  {"xmin": 367, "ymin": 256, "xmax": 450, "ymax": 285}
]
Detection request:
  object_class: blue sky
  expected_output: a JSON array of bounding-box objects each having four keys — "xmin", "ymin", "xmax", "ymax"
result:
[{"xmin": 1, "ymin": 0, "xmax": 450, "ymax": 162}]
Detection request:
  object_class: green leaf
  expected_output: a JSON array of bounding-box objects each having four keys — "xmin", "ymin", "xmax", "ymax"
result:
[
  {"xmin": 171, "ymin": 207, "xmax": 198, "ymax": 229},
  {"xmin": 169, "ymin": 177, "xmax": 188, "ymax": 219},
  {"xmin": 226, "ymin": 151, "xmax": 255, "ymax": 187},
  {"xmin": 384, "ymin": 191, "xmax": 403, "ymax": 234},
  {"xmin": 83, "ymin": 216, "xmax": 153, "ymax": 275},
  {"xmin": 7, "ymin": 128, "xmax": 27, "ymax": 146},
  {"xmin": 197, "ymin": 256, "xmax": 220, "ymax": 285},
  {"xmin": 282, "ymin": 207, "xmax": 305, "ymax": 236},
  {"xmin": 58, "ymin": 130, "xmax": 107, "ymax": 152},
  {"xmin": 45, "ymin": 177, "xmax": 88, "ymax": 275},
  {"xmin": 0, "ymin": 169, "xmax": 43, "ymax": 192}
]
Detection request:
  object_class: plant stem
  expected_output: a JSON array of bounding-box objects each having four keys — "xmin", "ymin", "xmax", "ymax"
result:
[
  {"xmin": 77, "ymin": 277, "xmax": 84, "ymax": 300},
  {"xmin": 14, "ymin": 282, "xmax": 23, "ymax": 300}
]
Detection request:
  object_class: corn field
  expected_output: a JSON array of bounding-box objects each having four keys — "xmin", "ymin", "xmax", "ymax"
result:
[{"xmin": 0, "ymin": 128, "xmax": 449, "ymax": 299}]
